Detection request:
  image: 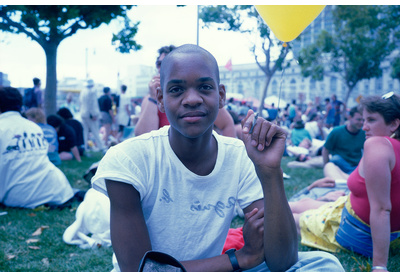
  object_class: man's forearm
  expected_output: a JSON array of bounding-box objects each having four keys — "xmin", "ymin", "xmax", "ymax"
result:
[
  {"xmin": 134, "ymin": 97, "xmax": 159, "ymax": 136},
  {"xmin": 322, "ymin": 148, "xmax": 330, "ymax": 165},
  {"xmin": 256, "ymin": 167, "xmax": 298, "ymax": 271}
]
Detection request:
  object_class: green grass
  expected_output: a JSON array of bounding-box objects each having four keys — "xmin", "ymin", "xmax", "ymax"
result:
[{"xmin": 1, "ymin": 154, "xmax": 399, "ymax": 272}]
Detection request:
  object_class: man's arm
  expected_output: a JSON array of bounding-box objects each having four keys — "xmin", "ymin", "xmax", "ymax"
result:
[
  {"xmin": 106, "ymin": 179, "xmax": 152, "ymax": 271},
  {"xmin": 106, "ymin": 179, "xmax": 265, "ymax": 272},
  {"xmin": 134, "ymin": 96, "xmax": 160, "ymax": 136},
  {"xmin": 70, "ymin": 146, "xmax": 81, "ymax": 162},
  {"xmin": 214, "ymin": 108, "xmax": 236, "ymax": 138},
  {"xmin": 322, "ymin": 147, "xmax": 330, "ymax": 165},
  {"xmin": 241, "ymin": 110, "xmax": 298, "ymax": 271}
]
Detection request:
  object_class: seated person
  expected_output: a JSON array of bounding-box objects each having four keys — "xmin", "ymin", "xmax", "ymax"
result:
[
  {"xmin": 305, "ymin": 113, "xmax": 329, "ymax": 140},
  {"xmin": 134, "ymin": 44, "xmax": 236, "ymax": 138},
  {"xmin": 25, "ymin": 107, "xmax": 62, "ymax": 166},
  {"xmin": 91, "ymin": 44, "xmax": 343, "ymax": 272},
  {"xmin": 47, "ymin": 114, "xmax": 82, "ymax": 162},
  {"xmin": 296, "ymin": 93, "xmax": 400, "ymax": 272},
  {"xmin": 57, "ymin": 107, "xmax": 85, "ymax": 156},
  {"xmin": 322, "ymin": 106, "xmax": 365, "ymax": 176},
  {"xmin": 0, "ymin": 86, "xmax": 76, "ymax": 209},
  {"xmin": 289, "ymin": 119, "xmax": 312, "ymax": 146}
]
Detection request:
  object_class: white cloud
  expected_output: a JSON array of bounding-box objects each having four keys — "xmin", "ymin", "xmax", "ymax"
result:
[{"xmin": 1, "ymin": 5, "xmax": 262, "ymax": 88}]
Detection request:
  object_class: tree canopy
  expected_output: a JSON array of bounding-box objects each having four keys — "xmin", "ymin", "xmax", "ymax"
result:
[
  {"xmin": 298, "ymin": 5, "xmax": 400, "ymax": 104},
  {"xmin": 0, "ymin": 5, "xmax": 141, "ymax": 115},
  {"xmin": 199, "ymin": 5, "xmax": 289, "ymax": 112}
]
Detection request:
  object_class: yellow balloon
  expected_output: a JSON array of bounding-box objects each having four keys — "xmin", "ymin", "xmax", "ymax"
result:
[{"xmin": 255, "ymin": 5, "xmax": 326, "ymax": 43}]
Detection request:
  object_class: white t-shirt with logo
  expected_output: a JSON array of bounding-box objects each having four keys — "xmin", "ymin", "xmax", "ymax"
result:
[
  {"xmin": 0, "ymin": 112, "xmax": 74, "ymax": 208},
  {"xmin": 92, "ymin": 126, "xmax": 263, "ymax": 265}
]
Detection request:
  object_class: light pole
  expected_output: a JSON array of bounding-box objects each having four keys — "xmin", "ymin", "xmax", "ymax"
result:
[{"xmin": 196, "ymin": 5, "xmax": 200, "ymax": 46}]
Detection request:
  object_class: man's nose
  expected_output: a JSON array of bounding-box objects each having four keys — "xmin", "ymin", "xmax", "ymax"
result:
[{"xmin": 182, "ymin": 89, "xmax": 203, "ymax": 106}]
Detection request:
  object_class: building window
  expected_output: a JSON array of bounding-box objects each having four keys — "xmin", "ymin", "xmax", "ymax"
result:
[
  {"xmin": 238, "ymin": 82, "xmax": 243, "ymax": 95},
  {"xmin": 364, "ymin": 80, "xmax": 369, "ymax": 95},
  {"xmin": 290, "ymin": 79, "xmax": 297, "ymax": 100},
  {"xmin": 375, "ymin": 77, "xmax": 382, "ymax": 92},
  {"xmin": 310, "ymin": 79, "xmax": 316, "ymax": 90},
  {"xmin": 330, "ymin": 77, "xmax": 337, "ymax": 93},
  {"xmin": 388, "ymin": 79, "xmax": 393, "ymax": 91}
]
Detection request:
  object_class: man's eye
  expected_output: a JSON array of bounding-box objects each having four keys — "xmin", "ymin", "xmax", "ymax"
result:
[
  {"xmin": 169, "ymin": 87, "xmax": 183, "ymax": 94},
  {"xmin": 200, "ymin": 84, "xmax": 213, "ymax": 90}
]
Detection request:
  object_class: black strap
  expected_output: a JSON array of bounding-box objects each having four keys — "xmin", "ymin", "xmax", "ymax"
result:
[
  {"xmin": 148, "ymin": 97, "xmax": 157, "ymax": 105},
  {"xmin": 225, "ymin": 248, "xmax": 241, "ymax": 271}
]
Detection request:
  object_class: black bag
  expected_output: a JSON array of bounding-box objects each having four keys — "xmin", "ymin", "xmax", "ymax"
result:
[
  {"xmin": 23, "ymin": 88, "xmax": 37, "ymax": 109},
  {"xmin": 138, "ymin": 251, "xmax": 186, "ymax": 272}
]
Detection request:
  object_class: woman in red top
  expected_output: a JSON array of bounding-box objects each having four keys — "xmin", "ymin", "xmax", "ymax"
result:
[{"xmin": 295, "ymin": 92, "xmax": 400, "ymax": 272}]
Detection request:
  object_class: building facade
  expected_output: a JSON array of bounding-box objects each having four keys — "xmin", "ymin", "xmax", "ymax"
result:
[{"xmin": 218, "ymin": 5, "xmax": 400, "ymax": 110}]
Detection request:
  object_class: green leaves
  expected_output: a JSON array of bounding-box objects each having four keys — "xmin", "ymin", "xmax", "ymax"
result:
[
  {"xmin": 112, "ymin": 17, "xmax": 142, "ymax": 54},
  {"xmin": 298, "ymin": 5, "xmax": 400, "ymax": 103}
]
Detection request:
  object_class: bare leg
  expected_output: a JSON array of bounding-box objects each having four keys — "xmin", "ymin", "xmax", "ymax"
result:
[{"xmin": 324, "ymin": 162, "xmax": 349, "ymax": 180}]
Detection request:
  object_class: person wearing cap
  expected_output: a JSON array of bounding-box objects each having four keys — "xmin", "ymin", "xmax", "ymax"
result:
[{"xmin": 79, "ymin": 79, "xmax": 105, "ymax": 152}]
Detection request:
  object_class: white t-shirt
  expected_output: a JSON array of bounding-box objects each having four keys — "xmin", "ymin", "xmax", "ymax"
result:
[
  {"xmin": 0, "ymin": 112, "xmax": 74, "ymax": 208},
  {"xmin": 116, "ymin": 93, "xmax": 131, "ymax": 126},
  {"xmin": 79, "ymin": 87, "xmax": 100, "ymax": 119},
  {"xmin": 92, "ymin": 126, "xmax": 263, "ymax": 263}
]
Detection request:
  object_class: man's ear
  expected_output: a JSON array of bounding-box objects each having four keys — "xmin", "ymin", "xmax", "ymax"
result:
[
  {"xmin": 390, "ymin": 118, "xmax": 400, "ymax": 134},
  {"xmin": 218, "ymin": 84, "xmax": 226, "ymax": 109},
  {"xmin": 156, "ymin": 87, "xmax": 165, "ymax": 113}
]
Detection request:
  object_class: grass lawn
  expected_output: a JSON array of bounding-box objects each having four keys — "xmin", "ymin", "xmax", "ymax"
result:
[{"xmin": 1, "ymin": 153, "xmax": 399, "ymax": 272}]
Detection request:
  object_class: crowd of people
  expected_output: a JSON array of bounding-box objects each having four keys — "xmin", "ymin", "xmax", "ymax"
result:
[{"xmin": 1, "ymin": 44, "xmax": 399, "ymax": 272}]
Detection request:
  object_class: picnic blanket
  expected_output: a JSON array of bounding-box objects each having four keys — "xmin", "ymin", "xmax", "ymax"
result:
[{"xmin": 289, "ymin": 179, "xmax": 349, "ymax": 202}]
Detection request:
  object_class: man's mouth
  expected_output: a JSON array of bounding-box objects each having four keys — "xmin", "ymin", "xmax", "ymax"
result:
[{"xmin": 181, "ymin": 111, "xmax": 206, "ymax": 123}]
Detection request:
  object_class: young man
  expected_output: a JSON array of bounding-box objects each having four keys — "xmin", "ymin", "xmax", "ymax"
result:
[
  {"xmin": 134, "ymin": 45, "xmax": 236, "ymax": 138},
  {"xmin": 92, "ymin": 44, "xmax": 343, "ymax": 272},
  {"xmin": 322, "ymin": 106, "xmax": 365, "ymax": 176}
]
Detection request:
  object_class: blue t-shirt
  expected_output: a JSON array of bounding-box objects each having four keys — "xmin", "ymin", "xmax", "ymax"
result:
[{"xmin": 38, "ymin": 123, "xmax": 58, "ymax": 153}]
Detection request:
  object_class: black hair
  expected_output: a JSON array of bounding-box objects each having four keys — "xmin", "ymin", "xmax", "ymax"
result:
[
  {"xmin": 33, "ymin": 77, "xmax": 41, "ymax": 86},
  {"xmin": 121, "ymin": 84, "xmax": 127, "ymax": 92},
  {"xmin": 0, "ymin": 86, "xmax": 23, "ymax": 113},
  {"xmin": 57, "ymin": 107, "xmax": 74, "ymax": 120},
  {"xmin": 159, "ymin": 44, "xmax": 220, "ymax": 90},
  {"xmin": 47, "ymin": 114, "xmax": 64, "ymax": 129},
  {"xmin": 103, "ymin": 87, "xmax": 111, "ymax": 94},
  {"xmin": 348, "ymin": 106, "xmax": 361, "ymax": 117}
]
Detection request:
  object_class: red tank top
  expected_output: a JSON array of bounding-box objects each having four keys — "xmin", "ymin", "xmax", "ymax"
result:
[
  {"xmin": 348, "ymin": 137, "xmax": 400, "ymax": 231},
  {"xmin": 157, "ymin": 109, "xmax": 169, "ymax": 128}
]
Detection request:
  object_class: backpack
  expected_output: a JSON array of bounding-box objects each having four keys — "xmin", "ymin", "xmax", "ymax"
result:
[{"xmin": 23, "ymin": 88, "xmax": 37, "ymax": 109}]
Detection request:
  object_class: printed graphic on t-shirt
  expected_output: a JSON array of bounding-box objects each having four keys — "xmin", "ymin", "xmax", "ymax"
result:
[{"xmin": 2, "ymin": 131, "xmax": 48, "ymax": 155}]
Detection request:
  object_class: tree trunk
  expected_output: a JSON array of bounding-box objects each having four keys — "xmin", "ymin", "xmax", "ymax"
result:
[
  {"xmin": 258, "ymin": 75, "xmax": 272, "ymax": 113},
  {"xmin": 344, "ymin": 85, "xmax": 354, "ymax": 107},
  {"xmin": 43, "ymin": 42, "xmax": 58, "ymax": 116}
]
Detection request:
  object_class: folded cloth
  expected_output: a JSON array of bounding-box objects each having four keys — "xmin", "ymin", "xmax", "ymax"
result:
[
  {"xmin": 222, "ymin": 227, "xmax": 244, "ymax": 254},
  {"xmin": 63, "ymin": 188, "xmax": 111, "ymax": 249},
  {"xmin": 299, "ymin": 195, "xmax": 347, "ymax": 253}
]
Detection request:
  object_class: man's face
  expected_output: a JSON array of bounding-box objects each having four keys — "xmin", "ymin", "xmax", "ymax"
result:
[
  {"xmin": 348, "ymin": 112, "xmax": 364, "ymax": 131},
  {"xmin": 157, "ymin": 52, "xmax": 225, "ymax": 139}
]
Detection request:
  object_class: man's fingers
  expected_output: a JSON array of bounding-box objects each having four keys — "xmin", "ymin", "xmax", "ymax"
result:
[{"xmin": 241, "ymin": 110, "xmax": 255, "ymax": 134}]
